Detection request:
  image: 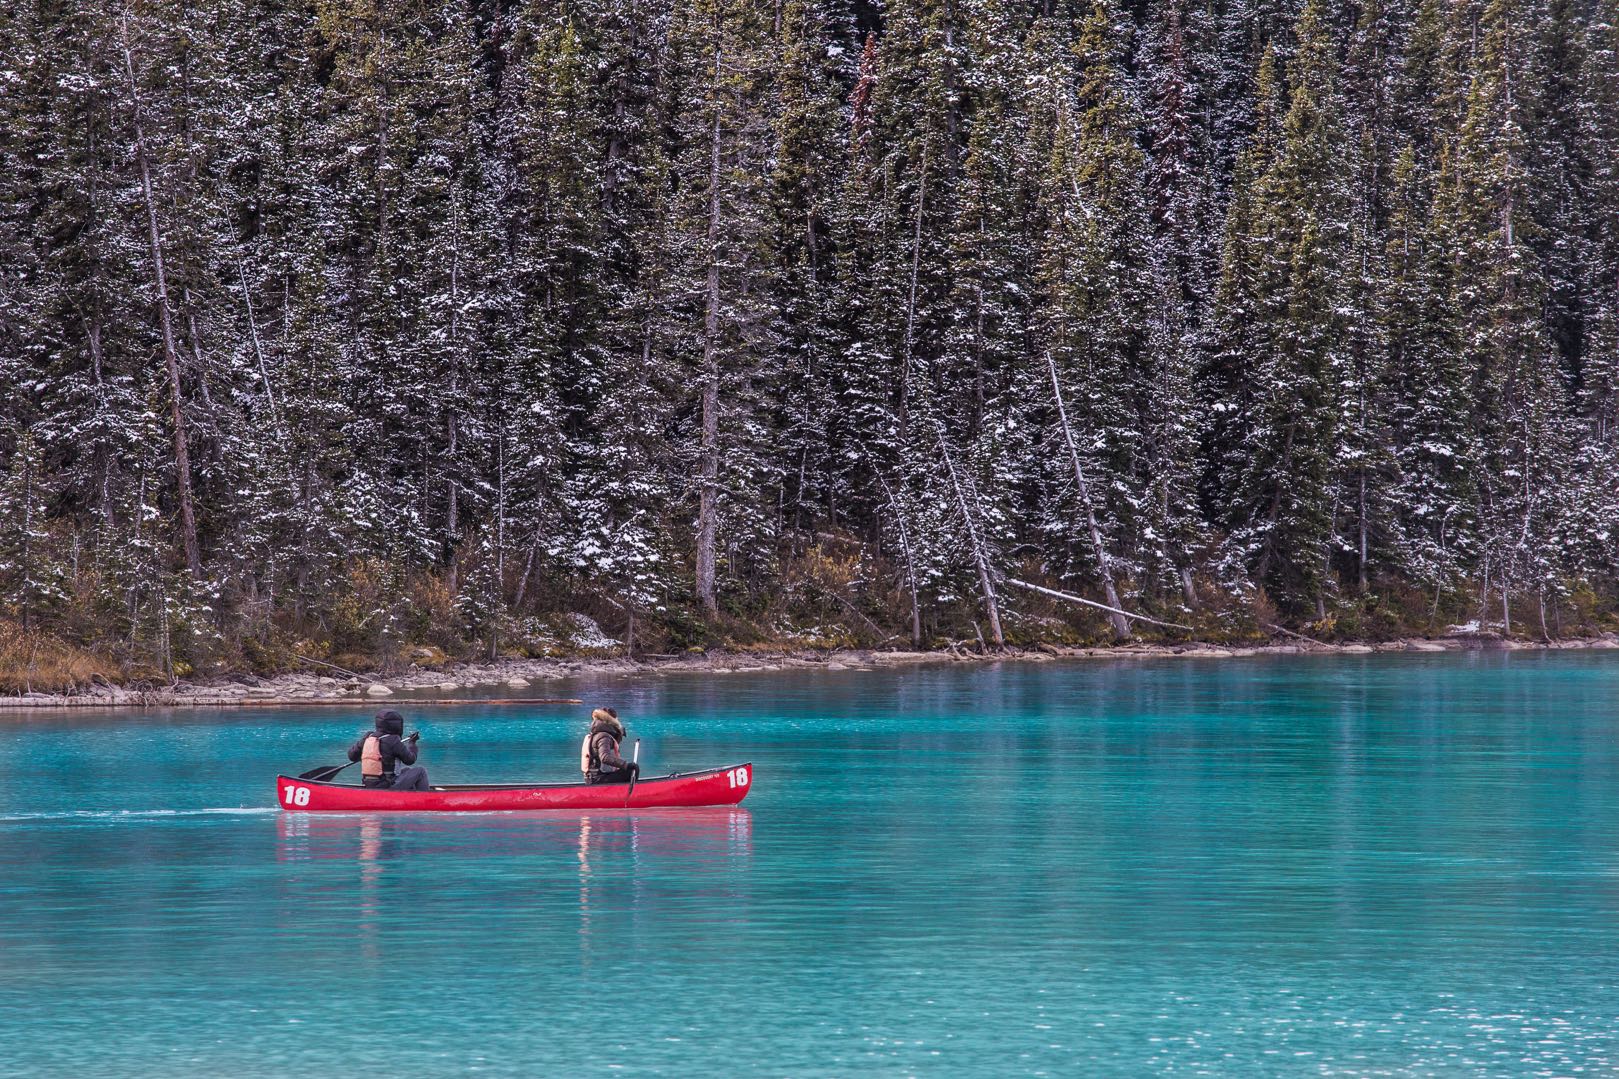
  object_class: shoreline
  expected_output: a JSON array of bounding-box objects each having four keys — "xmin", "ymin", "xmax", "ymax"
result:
[{"xmin": 4, "ymin": 632, "xmax": 1616, "ymax": 709}]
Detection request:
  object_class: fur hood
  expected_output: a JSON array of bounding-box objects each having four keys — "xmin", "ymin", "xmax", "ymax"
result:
[{"xmin": 590, "ymin": 708, "xmax": 625, "ymax": 739}]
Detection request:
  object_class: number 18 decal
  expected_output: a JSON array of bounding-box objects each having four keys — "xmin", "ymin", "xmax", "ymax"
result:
[
  {"xmin": 726, "ymin": 767, "xmax": 749, "ymax": 788},
  {"xmin": 282, "ymin": 784, "xmax": 311, "ymax": 806}
]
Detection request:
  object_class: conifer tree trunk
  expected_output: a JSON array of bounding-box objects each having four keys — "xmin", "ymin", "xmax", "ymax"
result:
[
  {"xmin": 1047, "ymin": 353, "xmax": 1130, "ymax": 639},
  {"xmin": 122, "ymin": 16, "xmax": 200, "ymax": 578},
  {"xmin": 1254, "ymin": 423, "xmax": 1297, "ymax": 588},
  {"xmin": 898, "ymin": 150, "xmax": 928, "ymax": 443},
  {"xmin": 694, "ymin": 40, "xmax": 724, "ymax": 618},
  {"xmin": 1358, "ymin": 466, "xmax": 1369, "ymax": 592},
  {"xmin": 876, "ymin": 471, "xmax": 923, "ymax": 647},
  {"xmin": 446, "ymin": 218, "xmax": 461, "ymax": 594},
  {"xmin": 18, "ymin": 443, "xmax": 34, "ymax": 632},
  {"xmin": 237, "ymin": 260, "xmax": 284, "ymax": 438},
  {"xmin": 938, "ymin": 435, "xmax": 1003, "ymax": 648}
]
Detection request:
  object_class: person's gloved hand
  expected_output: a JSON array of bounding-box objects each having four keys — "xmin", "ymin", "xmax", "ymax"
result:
[
  {"xmin": 628, "ymin": 761, "xmax": 640, "ymax": 775},
  {"xmin": 408, "ymin": 730, "xmax": 420, "ymax": 743}
]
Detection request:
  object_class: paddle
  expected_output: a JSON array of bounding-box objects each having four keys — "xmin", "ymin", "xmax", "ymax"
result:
[
  {"xmin": 624, "ymin": 739, "xmax": 642, "ymax": 806},
  {"xmin": 299, "ymin": 760, "xmax": 356, "ymax": 782},
  {"xmin": 300, "ymin": 729, "xmax": 418, "ymax": 783}
]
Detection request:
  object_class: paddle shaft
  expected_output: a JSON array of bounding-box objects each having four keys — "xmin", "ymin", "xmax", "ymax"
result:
[
  {"xmin": 299, "ymin": 732, "xmax": 419, "ymax": 781},
  {"xmin": 624, "ymin": 739, "xmax": 641, "ymax": 805},
  {"xmin": 300, "ymin": 760, "xmax": 356, "ymax": 782}
]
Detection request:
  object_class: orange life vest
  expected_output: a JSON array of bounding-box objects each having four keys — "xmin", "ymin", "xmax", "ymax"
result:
[
  {"xmin": 580, "ymin": 732, "xmax": 595, "ymax": 775},
  {"xmin": 361, "ymin": 734, "xmax": 384, "ymax": 778}
]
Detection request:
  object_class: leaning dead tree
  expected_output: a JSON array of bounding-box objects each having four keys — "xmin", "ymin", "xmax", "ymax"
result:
[
  {"xmin": 1005, "ymin": 578, "xmax": 1193, "ymax": 633},
  {"xmin": 1047, "ymin": 352, "xmax": 1129, "ymax": 639},
  {"xmin": 122, "ymin": 12, "xmax": 201, "ymax": 577},
  {"xmin": 937, "ymin": 434, "xmax": 1004, "ymax": 648},
  {"xmin": 875, "ymin": 470, "xmax": 924, "ymax": 648}
]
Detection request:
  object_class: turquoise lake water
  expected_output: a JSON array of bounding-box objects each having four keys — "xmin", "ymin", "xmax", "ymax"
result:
[{"xmin": 3, "ymin": 653, "xmax": 1619, "ymax": 1076}]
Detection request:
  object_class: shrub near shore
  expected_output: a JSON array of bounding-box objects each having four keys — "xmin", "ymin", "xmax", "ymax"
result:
[{"xmin": 0, "ymin": 623, "xmax": 112, "ymax": 695}]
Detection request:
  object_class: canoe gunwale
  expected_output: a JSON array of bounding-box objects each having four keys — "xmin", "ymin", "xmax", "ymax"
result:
[
  {"xmin": 274, "ymin": 763, "xmax": 751, "ymax": 811},
  {"xmin": 287, "ymin": 764, "xmax": 729, "ymax": 793}
]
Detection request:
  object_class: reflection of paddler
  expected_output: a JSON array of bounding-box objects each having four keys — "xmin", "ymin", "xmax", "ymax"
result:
[
  {"xmin": 279, "ymin": 811, "xmax": 746, "ymax": 857},
  {"xmin": 358, "ymin": 816, "xmax": 382, "ymax": 963},
  {"xmin": 580, "ymin": 708, "xmax": 639, "ymax": 785}
]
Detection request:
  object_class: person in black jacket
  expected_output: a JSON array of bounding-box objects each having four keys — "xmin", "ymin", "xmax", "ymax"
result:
[{"xmin": 348, "ymin": 710, "xmax": 430, "ymax": 790}]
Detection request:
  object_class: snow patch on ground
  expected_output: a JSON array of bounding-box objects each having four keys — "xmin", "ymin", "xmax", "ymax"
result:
[{"xmin": 565, "ymin": 613, "xmax": 620, "ymax": 650}]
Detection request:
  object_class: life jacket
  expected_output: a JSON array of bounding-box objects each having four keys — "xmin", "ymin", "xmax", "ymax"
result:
[
  {"xmin": 361, "ymin": 734, "xmax": 384, "ymax": 779},
  {"xmin": 581, "ymin": 712, "xmax": 625, "ymax": 775},
  {"xmin": 581, "ymin": 729, "xmax": 622, "ymax": 775}
]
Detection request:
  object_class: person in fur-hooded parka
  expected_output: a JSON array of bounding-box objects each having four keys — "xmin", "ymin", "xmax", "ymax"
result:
[{"xmin": 582, "ymin": 707, "xmax": 637, "ymax": 784}]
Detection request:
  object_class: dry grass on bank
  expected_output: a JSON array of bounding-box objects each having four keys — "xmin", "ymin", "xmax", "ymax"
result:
[{"xmin": 0, "ymin": 621, "xmax": 113, "ymax": 695}]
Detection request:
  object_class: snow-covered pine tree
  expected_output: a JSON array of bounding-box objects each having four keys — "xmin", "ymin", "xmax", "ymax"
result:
[
  {"xmin": 1576, "ymin": 3, "xmax": 1619, "ymax": 449},
  {"xmin": 1218, "ymin": 0, "xmax": 1352, "ymax": 617},
  {"xmin": 1558, "ymin": 4, "xmax": 1619, "ymax": 597},
  {"xmin": 1382, "ymin": 145, "xmax": 1479, "ymax": 613},
  {"xmin": 833, "ymin": 0, "xmax": 962, "ymax": 512},
  {"xmin": 763, "ymin": 0, "xmax": 848, "ymax": 541},
  {"xmin": 1440, "ymin": 0, "xmax": 1573, "ymax": 633},
  {"xmin": 665, "ymin": 0, "xmax": 781, "ymax": 615},
  {"xmin": 0, "ymin": 432, "xmax": 69, "ymax": 631},
  {"xmin": 500, "ymin": 9, "xmax": 593, "ymax": 614},
  {"xmin": 939, "ymin": 0, "xmax": 1029, "ymax": 443},
  {"xmin": 1204, "ymin": 43, "xmax": 1285, "ymax": 526},
  {"xmin": 1332, "ymin": 0, "xmax": 1405, "ymax": 595},
  {"xmin": 1028, "ymin": 2, "xmax": 1155, "ymax": 637}
]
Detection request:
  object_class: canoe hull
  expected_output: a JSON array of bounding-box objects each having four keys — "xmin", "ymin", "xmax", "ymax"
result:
[{"xmin": 275, "ymin": 764, "xmax": 753, "ymax": 812}]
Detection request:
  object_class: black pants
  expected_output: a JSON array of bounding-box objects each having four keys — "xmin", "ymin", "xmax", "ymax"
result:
[
  {"xmin": 364, "ymin": 766, "xmax": 430, "ymax": 791},
  {"xmin": 588, "ymin": 766, "xmax": 636, "ymax": 785}
]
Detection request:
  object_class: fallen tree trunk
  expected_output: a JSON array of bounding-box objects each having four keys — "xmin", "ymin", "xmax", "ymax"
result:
[
  {"xmin": 1005, "ymin": 578, "xmax": 1193, "ymax": 632},
  {"xmin": 1261, "ymin": 621, "xmax": 1327, "ymax": 647},
  {"xmin": 294, "ymin": 654, "xmax": 375, "ymax": 683}
]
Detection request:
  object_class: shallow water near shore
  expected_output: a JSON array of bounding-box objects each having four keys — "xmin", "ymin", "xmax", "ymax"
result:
[{"xmin": 3, "ymin": 652, "xmax": 1619, "ymax": 1076}]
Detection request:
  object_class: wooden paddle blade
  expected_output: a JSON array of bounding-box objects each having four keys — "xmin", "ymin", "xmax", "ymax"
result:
[{"xmin": 299, "ymin": 764, "xmax": 342, "ymax": 781}]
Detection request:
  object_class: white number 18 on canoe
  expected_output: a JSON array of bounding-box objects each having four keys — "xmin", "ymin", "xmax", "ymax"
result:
[
  {"xmin": 281, "ymin": 784, "xmax": 311, "ymax": 807},
  {"xmin": 726, "ymin": 766, "xmax": 750, "ymax": 789}
]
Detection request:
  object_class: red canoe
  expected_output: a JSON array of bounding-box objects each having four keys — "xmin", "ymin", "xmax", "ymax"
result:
[{"xmin": 275, "ymin": 763, "xmax": 753, "ymax": 812}]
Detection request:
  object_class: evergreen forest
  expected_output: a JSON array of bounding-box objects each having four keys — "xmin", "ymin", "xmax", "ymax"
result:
[{"xmin": 3, "ymin": 0, "xmax": 1618, "ymax": 685}]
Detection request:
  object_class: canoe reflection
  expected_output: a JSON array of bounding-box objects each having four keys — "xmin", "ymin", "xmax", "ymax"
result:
[
  {"xmin": 275, "ymin": 810, "xmax": 752, "ymax": 968},
  {"xmin": 275, "ymin": 807, "xmax": 753, "ymax": 865}
]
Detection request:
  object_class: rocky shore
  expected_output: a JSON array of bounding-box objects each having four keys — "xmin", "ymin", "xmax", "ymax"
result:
[{"xmin": 3, "ymin": 631, "xmax": 1616, "ymax": 709}]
